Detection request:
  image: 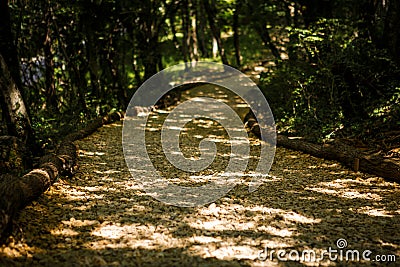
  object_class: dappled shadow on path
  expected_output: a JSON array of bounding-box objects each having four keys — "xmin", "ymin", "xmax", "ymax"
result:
[{"xmin": 1, "ymin": 85, "xmax": 400, "ymax": 267}]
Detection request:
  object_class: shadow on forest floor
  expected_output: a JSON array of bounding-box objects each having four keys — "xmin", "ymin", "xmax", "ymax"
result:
[{"xmin": 1, "ymin": 84, "xmax": 399, "ymax": 267}]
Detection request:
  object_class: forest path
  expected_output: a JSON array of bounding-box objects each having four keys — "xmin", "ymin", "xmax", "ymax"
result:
[{"xmin": 2, "ymin": 84, "xmax": 400, "ymax": 267}]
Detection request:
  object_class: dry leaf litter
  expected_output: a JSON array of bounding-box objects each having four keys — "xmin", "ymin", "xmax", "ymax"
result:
[{"xmin": 1, "ymin": 85, "xmax": 399, "ymax": 267}]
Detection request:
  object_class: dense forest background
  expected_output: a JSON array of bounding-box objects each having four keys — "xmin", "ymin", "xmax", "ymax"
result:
[{"xmin": 1, "ymin": 0, "xmax": 400, "ymax": 160}]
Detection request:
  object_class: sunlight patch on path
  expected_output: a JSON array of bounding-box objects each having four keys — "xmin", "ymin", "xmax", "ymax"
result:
[{"xmin": 2, "ymin": 106, "xmax": 400, "ymax": 266}]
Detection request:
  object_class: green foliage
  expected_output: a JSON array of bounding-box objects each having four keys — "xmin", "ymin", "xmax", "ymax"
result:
[
  {"xmin": 2, "ymin": 0, "xmax": 400, "ymax": 148},
  {"xmin": 260, "ymin": 19, "xmax": 400, "ymax": 142}
]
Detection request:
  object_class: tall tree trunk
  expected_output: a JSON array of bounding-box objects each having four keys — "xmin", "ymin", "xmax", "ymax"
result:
[
  {"xmin": 142, "ymin": 40, "xmax": 160, "ymax": 81},
  {"xmin": 212, "ymin": 38, "xmax": 218, "ymax": 58},
  {"xmin": 75, "ymin": 63, "xmax": 88, "ymax": 114},
  {"xmin": 286, "ymin": 2, "xmax": 300, "ymax": 61},
  {"xmin": 169, "ymin": 9, "xmax": 180, "ymax": 49},
  {"xmin": 0, "ymin": 0, "xmax": 22, "ymax": 91},
  {"xmin": 0, "ymin": 54, "xmax": 33, "ymax": 145},
  {"xmin": 203, "ymin": 0, "xmax": 229, "ymax": 65},
  {"xmin": 382, "ymin": 0, "xmax": 400, "ymax": 63},
  {"xmin": 196, "ymin": 0, "xmax": 208, "ymax": 57},
  {"xmin": 44, "ymin": 2, "xmax": 57, "ymax": 112},
  {"xmin": 255, "ymin": 22, "xmax": 281, "ymax": 60},
  {"xmin": 181, "ymin": 0, "xmax": 199, "ymax": 64},
  {"xmin": 181, "ymin": 0, "xmax": 190, "ymax": 62},
  {"xmin": 190, "ymin": 1, "xmax": 199, "ymax": 62},
  {"xmin": 0, "ymin": 0, "xmax": 27, "ymax": 129},
  {"xmin": 233, "ymin": 0, "xmax": 241, "ymax": 67},
  {"xmin": 358, "ymin": 0, "xmax": 377, "ymax": 41},
  {"xmin": 0, "ymin": 2, "xmax": 34, "ymax": 146}
]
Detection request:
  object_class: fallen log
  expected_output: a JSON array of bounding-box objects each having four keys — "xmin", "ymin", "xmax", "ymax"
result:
[
  {"xmin": 0, "ymin": 111, "xmax": 124, "ymax": 243},
  {"xmin": 63, "ymin": 111, "xmax": 124, "ymax": 143},
  {"xmin": 242, "ymin": 109, "xmax": 400, "ymax": 183},
  {"xmin": 277, "ymin": 135, "xmax": 400, "ymax": 183}
]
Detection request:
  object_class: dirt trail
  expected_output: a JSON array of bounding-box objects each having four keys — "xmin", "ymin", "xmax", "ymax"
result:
[{"xmin": 1, "ymin": 84, "xmax": 399, "ymax": 267}]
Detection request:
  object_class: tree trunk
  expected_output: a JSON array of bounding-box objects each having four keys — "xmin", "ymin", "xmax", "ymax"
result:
[
  {"xmin": 254, "ymin": 22, "xmax": 281, "ymax": 60},
  {"xmin": 75, "ymin": 62, "xmax": 89, "ymax": 113},
  {"xmin": 84, "ymin": 22, "xmax": 102, "ymax": 104},
  {"xmin": 44, "ymin": 4, "xmax": 58, "ymax": 112},
  {"xmin": 142, "ymin": 45, "xmax": 159, "ymax": 81},
  {"xmin": 382, "ymin": 0, "xmax": 400, "ymax": 63},
  {"xmin": 203, "ymin": 0, "xmax": 229, "ymax": 65},
  {"xmin": 0, "ymin": 0, "xmax": 33, "ymax": 144},
  {"xmin": 181, "ymin": 0, "xmax": 190, "ymax": 62},
  {"xmin": 0, "ymin": 54, "xmax": 33, "ymax": 145},
  {"xmin": 169, "ymin": 9, "xmax": 180, "ymax": 49},
  {"xmin": 196, "ymin": 0, "xmax": 208, "ymax": 57},
  {"xmin": 233, "ymin": 0, "xmax": 241, "ymax": 67},
  {"xmin": 0, "ymin": 0, "xmax": 22, "ymax": 91},
  {"xmin": 286, "ymin": 2, "xmax": 300, "ymax": 61},
  {"xmin": 190, "ymin": 2, "xmax": 199, "ymax": 62}
]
